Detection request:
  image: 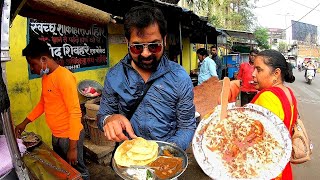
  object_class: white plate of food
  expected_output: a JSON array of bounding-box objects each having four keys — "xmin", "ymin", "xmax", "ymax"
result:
[{"xmin": 192, "ymin": 103, "xmax": 292, "ymax": 180}]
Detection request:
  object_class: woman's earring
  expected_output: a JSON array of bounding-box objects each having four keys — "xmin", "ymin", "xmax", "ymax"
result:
[{"xmin": 273, "ymin": 79, "xmax": 277, "ymax": 85}]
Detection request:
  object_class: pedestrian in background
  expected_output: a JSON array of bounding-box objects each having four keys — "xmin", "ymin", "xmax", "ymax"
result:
[
  {"xmin": 237, "ymin": 49, "xmax": 259, "ymax": 106},
  {"xmin": 197, "ymin": 48, "xmax": 218, "ymax": 85},
  {"xmin": 210, "ymin": 45, "xmax": 222, "ymax": 79}
]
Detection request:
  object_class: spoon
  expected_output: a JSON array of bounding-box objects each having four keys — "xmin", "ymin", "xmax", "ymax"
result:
[{"xmin": 220, "ymin": 77, "xmax": 230, "ymax": 121}]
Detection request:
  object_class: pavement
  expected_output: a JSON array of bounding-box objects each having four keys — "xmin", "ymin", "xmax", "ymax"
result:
[{"xmin": 288, "ymin": 69, "xmax": 320, "ymax": 180}]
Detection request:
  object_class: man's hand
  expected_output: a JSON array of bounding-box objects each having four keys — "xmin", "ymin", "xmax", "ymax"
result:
[
  {"xmin": 15, "ymin": 118, "xmax": 31, "ymax": 138},
  {"xmin": 103, "ymin": 114, "xmax": 137, "ymax": 142},
  {"xmin": 67, "ymin": 140, "xmax": 78, "ymax": 166}
]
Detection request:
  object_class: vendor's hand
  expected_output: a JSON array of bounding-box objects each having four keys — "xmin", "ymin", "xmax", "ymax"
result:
[
  {"xmin": 218, "ymin": 80, "xmax": 240, "ymax": 104},
  {"xmin": 15, "ymin": 118, "xmax": 31, "ymax": 138},
  {"xmin": 229, "ymin": 80, "xmax": 240, "ymax": 102},
  {"xmin": 67, "ymin": 148, "xmax": 78, "ymax": 166},
  {"xmin": 103, "ymin": 114, "xmax": 137, "ymax": 142}
]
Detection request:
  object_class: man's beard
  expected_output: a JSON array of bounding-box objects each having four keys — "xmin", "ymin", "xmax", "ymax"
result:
[{"xmin": 132, "ymin": 54, "xmax": 161, "ymax": 71}]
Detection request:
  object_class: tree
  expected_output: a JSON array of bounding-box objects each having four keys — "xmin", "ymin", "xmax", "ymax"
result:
[
  {"xmin": 278, "ymin": 42, "xmax": 287, "ymax": 53},
  {"xmin": 254, "ymin": 27, "xmax": 270, "ymax": 50},
  {"xmin": 185, "ymin": 0, "xmax": 258, "ymax": 31}
]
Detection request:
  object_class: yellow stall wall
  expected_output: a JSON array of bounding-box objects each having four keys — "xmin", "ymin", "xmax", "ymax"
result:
[
  {"xmin": 181, "ymin": 38, "xmax": 191, "ymax": 74},
  {"xmin": 180, "ymin": 38, "xmax": 198, "ymax": 74},
  {"xmin": 190, "ymin": 43, "xmax": 197, "ymax": 71},
  {"xmin": 6, "ymin": 16, "xmax": 127, "ymax": 145}
]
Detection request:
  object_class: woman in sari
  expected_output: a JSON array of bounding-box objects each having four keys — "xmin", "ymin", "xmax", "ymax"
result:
[
  {"xmin": 250, "ymin": 50, "xmax": 297, "ymax": 180},
  {"xmin": 228, "ymin": 49, "xmax": 297, "ymax": 179}
]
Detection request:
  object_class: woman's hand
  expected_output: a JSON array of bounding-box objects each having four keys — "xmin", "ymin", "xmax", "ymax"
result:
[
  {"xmin": 218, "ymin": 80, "xmax": 241, "ymax": 104},
  {"xmin": 103, "ymin": 114, "xmax": 137, "ymax": 142}
]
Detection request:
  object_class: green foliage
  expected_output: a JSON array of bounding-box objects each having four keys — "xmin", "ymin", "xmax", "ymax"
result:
[
  {"xmin": 209, "ymin": 15, "xmax": 223, "ymax": 28},
  {"xmin": 185, "ymin": 0, "xmax": 258, "ymax": 31},
  {"xmin": 278, "ymin": 42, "xmax": 287, "ymax": 53},
  {"xmin": 254, "ymin": 27, "xmax": 270, "ymax": 50}
]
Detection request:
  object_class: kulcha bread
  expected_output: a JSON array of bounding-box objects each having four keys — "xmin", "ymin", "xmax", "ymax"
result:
[{"xmin": 114, "ymin": 137, "xmax": 159, "ymax": 167}]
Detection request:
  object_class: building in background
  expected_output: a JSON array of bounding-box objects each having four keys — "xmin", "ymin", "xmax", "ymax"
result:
[
  {"xmin": 288, "ymin": 20, "xmax": 320, "ymax": 65},
  {"xmin": 291, "ymin": 20, "xmax": 317, "ymax": 44},
  {"xmin": 268, "ymin": 28, "xmax": 287, "ymax": 50}
]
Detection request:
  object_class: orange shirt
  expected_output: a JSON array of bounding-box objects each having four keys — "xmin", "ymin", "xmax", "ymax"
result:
[
  {"xmin": 27, "ymin": 66, "xmax": 83, "ymax": 140},
  {"xmin": 237, "ymin": 62, "xmax": 257, "ymax": 92}
]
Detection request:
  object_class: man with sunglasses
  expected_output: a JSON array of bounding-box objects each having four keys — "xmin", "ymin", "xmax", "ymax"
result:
[{"xmin": 97, "ymin": 6, "xmax": 196, "ymax": 151}]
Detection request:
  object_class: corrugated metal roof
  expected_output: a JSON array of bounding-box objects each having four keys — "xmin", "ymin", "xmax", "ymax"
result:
[
  {"xmin": 219, "ymin": 28, "xmax": 255, "ymax": 39},
  {"xmin": 11, "ymin": 0, "xmax": 218, "ymax": 43}
]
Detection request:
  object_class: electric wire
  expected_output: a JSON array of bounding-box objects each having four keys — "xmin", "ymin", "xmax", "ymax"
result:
[
  {"xmin": 282, "ymin": 1, "xmax": 320, "ymax": 31},
  {"xmin": 255, "ymin": 0, "xmax": 281, "ymax": 8},
  {"xmin": 288, "ymin": 0, "xmax": 320, "ymax": 13}
]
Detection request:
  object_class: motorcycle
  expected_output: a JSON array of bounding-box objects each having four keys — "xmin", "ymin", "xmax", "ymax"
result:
[{"xmin": 305, "ymin": 68, "xmax": 315, "ymax": 84}]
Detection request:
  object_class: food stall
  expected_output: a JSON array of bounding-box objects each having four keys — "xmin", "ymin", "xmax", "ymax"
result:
[{"xmin": 0, "ymin": 0, "xmax": 115, "ymax": 179}]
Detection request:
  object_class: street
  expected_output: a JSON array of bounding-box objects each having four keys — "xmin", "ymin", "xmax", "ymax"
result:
[{"xmin": 290, "ymin": 69, "xmax": 320, "ymax": 180}]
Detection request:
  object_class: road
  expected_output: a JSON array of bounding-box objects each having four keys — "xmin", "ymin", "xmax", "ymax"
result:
[{"xmin": 290, "ymin": 69, "xmax": 320, "ymax": 180}]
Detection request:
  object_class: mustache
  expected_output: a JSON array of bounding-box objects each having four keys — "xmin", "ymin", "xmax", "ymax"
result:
[{"xmin": 139, "ymin": 55, "xmax": 155, "ymax": 61}]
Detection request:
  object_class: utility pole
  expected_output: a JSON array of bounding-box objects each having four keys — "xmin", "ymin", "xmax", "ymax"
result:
[
  {"xmin": 276, "ymin": 13, "xmax": 294, "ymax": 44},
  {"xmin": 275, "ymin": 13, "xmax": 294, "ymax": 56}
]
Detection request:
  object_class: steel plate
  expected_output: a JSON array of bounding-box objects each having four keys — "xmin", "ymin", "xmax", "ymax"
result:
[{"xmin": 112, "ymin": 140, "xmax": 188, "ymax": 180}]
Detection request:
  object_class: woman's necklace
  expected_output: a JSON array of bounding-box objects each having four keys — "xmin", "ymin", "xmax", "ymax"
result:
[{"xmin": 272, "ymin": 82, "xmax": 283, "ymax": 87}]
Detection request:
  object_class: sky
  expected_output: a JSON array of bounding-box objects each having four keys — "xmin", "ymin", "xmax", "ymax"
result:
[{"xmin": 252, "ymin": 0, "xmax": 320, "ymax": 29}]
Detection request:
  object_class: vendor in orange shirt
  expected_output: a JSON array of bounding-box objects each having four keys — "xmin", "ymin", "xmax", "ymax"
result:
[
  {"xmin": 237, "ymin": 49, "xmax": 259, "ymax": 106},
  {"xmin": 15, "ymin": 39, "xmax": 89, "ymax": 179}
]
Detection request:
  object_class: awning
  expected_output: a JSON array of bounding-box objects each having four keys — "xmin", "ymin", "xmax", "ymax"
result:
[
  {"xmin": 219, "ymin": 28, "xmax": 255, "ymax": 39},
  {"xmin": 11, "ymin": 0, "xmax": 115, "ymax": 28}
]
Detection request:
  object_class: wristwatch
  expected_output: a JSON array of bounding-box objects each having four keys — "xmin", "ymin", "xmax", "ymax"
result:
[{"xmin": 103, "ymin": 114, "xmax": 113, "ymax": 127}]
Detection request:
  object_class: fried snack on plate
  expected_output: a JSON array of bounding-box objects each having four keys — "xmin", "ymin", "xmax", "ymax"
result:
[
  {"xmin": 203, "ymin": 109, "xmax": 282, "ymax": 178},
  {"xmin": 114, "ymin": 137, "xmax": 158, "ymax": 167}
]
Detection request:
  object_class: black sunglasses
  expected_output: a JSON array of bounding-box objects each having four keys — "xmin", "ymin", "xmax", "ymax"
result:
[{"xmin": 128, "ymin": 43, "xmax": 163, "ymax": 54}]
